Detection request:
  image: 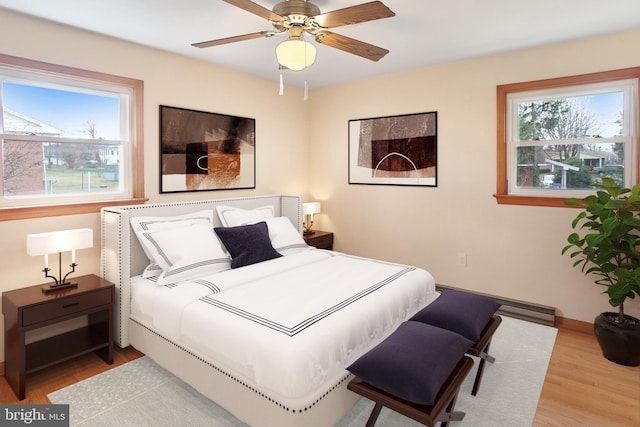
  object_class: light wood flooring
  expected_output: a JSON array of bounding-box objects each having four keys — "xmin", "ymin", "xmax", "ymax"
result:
[
  {"xmin": 1, "ymin": 325, "xmax": 639, "ymax": 426},
  {"xmin": 533, "ymin": 326, "xmax": 640, "ymax": 426}
]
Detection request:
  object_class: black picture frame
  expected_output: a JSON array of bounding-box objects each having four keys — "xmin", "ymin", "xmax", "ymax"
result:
[
  {"xmin": 160, "ymin": 105, "xmax": 256, "ymax": 193},
  {"xmin": 348, "ymin": 111, "xmax": 437, "ymax": 187}
]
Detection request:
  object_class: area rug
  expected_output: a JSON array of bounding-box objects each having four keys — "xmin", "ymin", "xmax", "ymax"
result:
[{"xmin": 48, "ymin": 316, "xmax": 557, "ymax": 427}]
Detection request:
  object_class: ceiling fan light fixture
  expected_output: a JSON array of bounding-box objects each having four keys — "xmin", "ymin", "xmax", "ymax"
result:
[{"xmin": 276, "ymin": 39, "xmax": 316, "ymax": 71}]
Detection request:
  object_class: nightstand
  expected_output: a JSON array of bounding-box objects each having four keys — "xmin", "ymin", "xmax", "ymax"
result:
[
  {"xmin": 304, "ymin": 230, "xmax": 334, "ymax": 250},
  {"xmin": 2, "ymin": 274, "xmax": 114, "ymax": 400}
]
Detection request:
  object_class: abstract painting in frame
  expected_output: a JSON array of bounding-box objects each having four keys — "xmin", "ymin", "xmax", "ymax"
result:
[
  {"xmin": 160, "ymin": 105, "xmax": 255, "ymax": 193},
  {"xmin": 348, "ymin": 111, "xmax": 437, "ymax": 187}
]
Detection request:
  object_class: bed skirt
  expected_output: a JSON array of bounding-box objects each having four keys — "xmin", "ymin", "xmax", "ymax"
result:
[{"xmin": 128, "ymin": 319, "xmax": 360, "ymax": 427}]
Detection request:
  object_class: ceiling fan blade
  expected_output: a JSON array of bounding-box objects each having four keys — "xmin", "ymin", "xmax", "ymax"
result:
[
  {"xmin": 312, "ymin": 1, "xmax": 395, "ymax": 29},
  {"xmin": 192, "ymin": 31, "xmax": 273, "ymax": 48},
  {"xmin": 315, "ymin": 32, "xmax": 389, "ymax": 62},
  {"xmin": 223, "ymin": 0, "xmax": 284, "ymax": 22}
]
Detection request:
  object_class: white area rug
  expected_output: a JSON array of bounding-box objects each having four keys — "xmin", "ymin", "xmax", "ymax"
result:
[{"xmin": 48, "ymin": 316, "xmax": 557, "ymax": 427}]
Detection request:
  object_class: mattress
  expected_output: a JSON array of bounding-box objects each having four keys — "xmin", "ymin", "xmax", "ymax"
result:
[{"xmin": 130, "ymin": 248, "xmax": 436, "ymax": 406}]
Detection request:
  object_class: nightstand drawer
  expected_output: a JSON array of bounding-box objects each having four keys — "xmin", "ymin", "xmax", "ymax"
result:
[
  {"xmin": 22, "ymin": 288, "xmax": 112, "ymax": 327},
  {"xmin": 311, "ymin": 234, "xmax": 333, "ymax": 249},
  {"xmin": 305, "ymin": 231, "xmax": 334, "ymax": 250}
]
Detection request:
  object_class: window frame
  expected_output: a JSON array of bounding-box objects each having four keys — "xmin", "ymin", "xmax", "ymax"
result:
[
  {"xmin": 495, "ymin": 67, "xmax": 640, "ymax": 207},
  {"xmin": 0, "ymin": 54, "xmax": 146, "ymax": 220}
]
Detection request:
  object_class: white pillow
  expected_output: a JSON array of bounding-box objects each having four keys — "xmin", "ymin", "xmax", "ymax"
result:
[
  {"xmin": 130, "ymin": 210, "xmax": 214, "ymax": 277},
  {"xmin": 143, "ymin": 223, "xmax": 230, "ymax": 285},
  {"xmin": 255, "ymin": 217, "xmax": 308, "ymax": 254},
  {"xmin": 216, "ymin": 205, "xmax": 275, "ymax": 227}
]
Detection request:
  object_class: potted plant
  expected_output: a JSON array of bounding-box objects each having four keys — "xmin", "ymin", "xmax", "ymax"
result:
[{"xmin": 562, "ymin": 177, "xmax": 640, "ymax": 366}]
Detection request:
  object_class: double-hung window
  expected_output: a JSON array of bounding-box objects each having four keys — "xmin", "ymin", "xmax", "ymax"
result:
[
  {"xmin": 496, "ymin": 68, "xmax": 639, "ymax": 207},
  {"xmin": 0, "ymin": 54, "xmax": 144, "ymax": 220}
]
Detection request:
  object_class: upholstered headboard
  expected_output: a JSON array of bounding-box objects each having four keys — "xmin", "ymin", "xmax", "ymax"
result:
[{"xmin": 101, "ymin": 194, "xmax": 303, "ymax": 347}]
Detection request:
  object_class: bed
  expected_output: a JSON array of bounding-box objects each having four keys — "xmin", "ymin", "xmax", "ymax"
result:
[{"xmin": 101, "ymin": 194, "xmax": 437, "ymax": 427}]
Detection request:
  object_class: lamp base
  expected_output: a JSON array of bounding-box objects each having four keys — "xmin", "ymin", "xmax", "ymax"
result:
[
  {"xmin": 303, "ymin": 230, "xmax": 315, "ymax": 236},
  {"xmin": 42, "ymin": 281, "xmax": 78, "ymax": 294}
]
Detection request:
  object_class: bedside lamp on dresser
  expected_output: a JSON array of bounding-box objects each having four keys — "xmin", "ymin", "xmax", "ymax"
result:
[{"xmin": 302, "ymin": 202, "xmax": 334, "ymax": 250}]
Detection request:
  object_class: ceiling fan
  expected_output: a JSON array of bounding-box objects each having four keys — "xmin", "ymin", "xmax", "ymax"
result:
[{"xmin": 192, "ymin": 0, "xmax": 395, "ymax": 70}]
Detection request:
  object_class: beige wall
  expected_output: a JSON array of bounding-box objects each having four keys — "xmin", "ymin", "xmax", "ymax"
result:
[
  {"xmin": 307, "ymin": 29, "xmax": 640, "ymax": 324},
  {"xmin": 1, "ymin": 8, "xmax": 639, "ymax": 364}
]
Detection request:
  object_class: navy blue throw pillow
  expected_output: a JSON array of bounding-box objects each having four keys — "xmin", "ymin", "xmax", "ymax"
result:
[
  {"xmin": 410, "ymin": 289, "xmax": 501, "ymax": 341},
  {"xmin": 214, "ymin": 221, "xmax": 282, "ymax": 269},
  {"xmin": 347, "ymin": 321, "xmax": 472, "ymax": 406}
]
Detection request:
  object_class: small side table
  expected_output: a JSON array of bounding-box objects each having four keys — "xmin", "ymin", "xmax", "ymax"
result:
[
  {"xmin": 2, "ymin": 274, "xmax": 114, "ymax": 400},
  {"xmin": 304, "ymin": 230, "xmax": 334, "ymax": 250}
]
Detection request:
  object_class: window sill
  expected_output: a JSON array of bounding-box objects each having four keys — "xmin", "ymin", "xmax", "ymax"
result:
[
  {"xmin": 494, "ymin": 194, "xmax": 580, "ymax": 208},
  {"xmin": 0, "ymin": 198, "xmax": 148, "ymax": 221}
]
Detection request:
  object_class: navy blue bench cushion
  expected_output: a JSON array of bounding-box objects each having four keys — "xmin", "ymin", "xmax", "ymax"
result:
[
  {"xmin": 347, "ymin": 321, "xmax": 472, "ymax": 406},
  {"xmin": 410, "ymin": 289, "xmax": 501, "ymax": 341}
]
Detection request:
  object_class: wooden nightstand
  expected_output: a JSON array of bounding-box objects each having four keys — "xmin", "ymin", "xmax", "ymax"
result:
[
  {"xmin": 304, "ymin": 230, "xmax": 334, "ymax": 250},
  {"xmin": 2, "ymin": 274, "xmax": 114, "ymax": 400}
]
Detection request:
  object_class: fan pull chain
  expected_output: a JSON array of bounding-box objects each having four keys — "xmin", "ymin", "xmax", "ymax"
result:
[{"xmin": 277, "ymin": 66, "xmax": 310, "ymax": 100}]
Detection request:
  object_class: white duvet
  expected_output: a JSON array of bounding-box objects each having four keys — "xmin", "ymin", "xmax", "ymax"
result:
[{"xmin": 130, "ymin": 249, "xmax": 436, "ymax": 405}]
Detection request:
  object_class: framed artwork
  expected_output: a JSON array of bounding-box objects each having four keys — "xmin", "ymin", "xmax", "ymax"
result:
[
  {"xmin": 348, "ymin": 111, "xmax": 437, "ymax": 187},
  {"xmin": 160, "ymin": 105, "xmax": 255, "ymax": 193}
]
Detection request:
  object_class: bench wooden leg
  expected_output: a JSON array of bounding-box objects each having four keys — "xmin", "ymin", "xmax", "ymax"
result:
[
  {"xmin": 365, "ymin": 402, "xmax": 383, "ymax": 427},
  {"xmin": 478, "ymin": 345, "xmax": 497, "ymax": 364},
  {"xmin": 467, "ymin": 315, "xmax": 502, "ymax": 396},
  {"xmin": 436, "ymin": 391, "xmax": 465, "ymax": 427},
  {"xmin": 472, "ymin": 339, "xmax": 490, "ymax": 396},
  {"xmin": 471, "ymin": 339, "xmax": 496, "ymax": 396}
]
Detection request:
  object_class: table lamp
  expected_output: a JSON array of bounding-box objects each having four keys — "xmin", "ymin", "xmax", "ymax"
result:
[
  {"xmin": 26, "ymin": 228, "xmax": 93, "ymax": 293},
  {"xmin": 302, "ymin": 202, "xmax": 321, "ymax": 235}
]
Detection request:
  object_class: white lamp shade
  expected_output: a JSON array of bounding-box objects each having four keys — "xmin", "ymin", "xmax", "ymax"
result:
[
  {"xmin": 276, "ymin": 39, "xmax": 317, "ymax": 71},
  {"xmin": 27, "ymin": 228, "xmax": 93, "ymax": 256},
  {"xmin": 303, "ymin": 202, "xmax": 321, "ymax": 216}
]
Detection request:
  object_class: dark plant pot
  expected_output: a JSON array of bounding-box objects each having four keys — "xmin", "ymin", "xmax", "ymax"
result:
[{"xmin": 594, "ymin": 312, "xmax": 640, "ymax": 367}]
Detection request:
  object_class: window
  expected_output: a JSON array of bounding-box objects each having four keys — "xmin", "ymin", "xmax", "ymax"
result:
[
  {"xmin": 496, "ymin": 68, "xmax": 640, "ymax": 207},
  {"xmin": 0, "ymin": 54, "xmax": 145, "ymax": 220}
]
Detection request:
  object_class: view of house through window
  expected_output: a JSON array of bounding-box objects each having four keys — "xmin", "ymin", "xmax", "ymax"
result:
[
  {"xmin": 497, "ymin": 69, "xmax": 639, "ymax": 206},
  {"xmin": 509, "ymin": 83, "xmax": 632, "ymax": 194},
  {"xmin": 1, "ymin": 81, "xmax": 125, "ymax": 202}
]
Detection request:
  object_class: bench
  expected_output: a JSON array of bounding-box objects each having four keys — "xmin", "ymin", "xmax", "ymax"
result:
[{"xmin": 346, "ymin": 290, "xmax": 502, "ymax": 426}]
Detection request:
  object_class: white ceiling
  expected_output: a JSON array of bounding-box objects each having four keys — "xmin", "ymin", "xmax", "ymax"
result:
[{"xmin": 2, "ymin": 0, "xmax": 640, "ymax": 89}]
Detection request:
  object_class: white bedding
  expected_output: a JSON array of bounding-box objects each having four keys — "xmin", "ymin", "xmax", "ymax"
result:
[{"xmin": 130, "ymin": 248, "xmax": 436, "ymax": 407}]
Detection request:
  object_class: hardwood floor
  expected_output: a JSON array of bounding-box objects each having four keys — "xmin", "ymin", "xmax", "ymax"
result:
[
  {"xmin": 533, "ymin": 327, "xmax": 640, "ymax": 427},
  {"xmin": 1, "ymin": 325, "xmax": 638, "ymax": 426}
]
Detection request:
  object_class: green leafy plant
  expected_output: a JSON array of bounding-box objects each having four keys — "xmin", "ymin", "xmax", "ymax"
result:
[{"xmin": 562, "ymin": 177, "xmax": 640, "ymax": 324}]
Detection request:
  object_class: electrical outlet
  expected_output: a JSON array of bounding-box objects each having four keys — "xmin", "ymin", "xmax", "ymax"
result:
[{"xmin": 456, "ymin": 252, "xmax": 467, "ymax": 267}]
